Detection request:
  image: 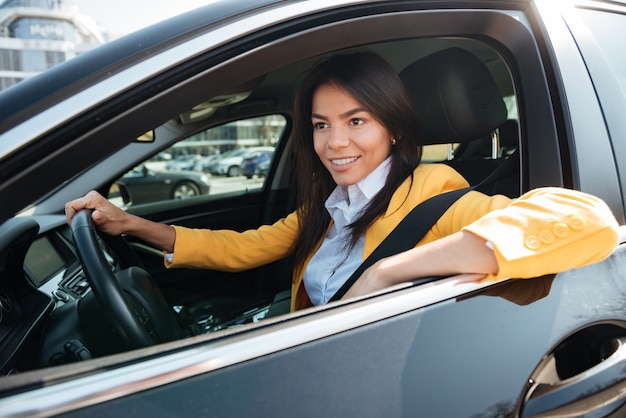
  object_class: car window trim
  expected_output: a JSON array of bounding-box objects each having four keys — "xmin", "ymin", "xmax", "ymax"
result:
[{"xmin": 0, "ymin": 0, "xmax": 370, "ymax": 161}]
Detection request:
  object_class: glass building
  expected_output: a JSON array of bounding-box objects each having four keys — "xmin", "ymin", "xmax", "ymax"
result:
[{"xmin": 0, "ymin": 0, "xmax": 104, "ymax": 91}]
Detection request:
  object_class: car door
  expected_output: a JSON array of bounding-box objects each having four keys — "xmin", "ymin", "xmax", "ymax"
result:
[
  {"xmin": 3, "ymin": 247, "xmax": 625, "ymax": 417},
  {"xmin": 1, "ymin": 1, "xmax": 626, "ymax": 417}
]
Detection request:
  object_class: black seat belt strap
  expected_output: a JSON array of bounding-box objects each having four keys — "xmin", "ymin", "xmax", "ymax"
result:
[{"xmin": 328, "ymin": 186, "xmax": 473, "ymax": 302}]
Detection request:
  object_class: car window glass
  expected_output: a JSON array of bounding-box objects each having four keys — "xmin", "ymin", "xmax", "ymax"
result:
[{"xmin": 108, "ymin": 115, "xmax": 286, "ymax": 208}]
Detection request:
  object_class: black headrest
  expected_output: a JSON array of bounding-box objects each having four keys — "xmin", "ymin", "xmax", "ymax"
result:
[{"xmin": 400, "ymin": 47, "xmax": 507, "ymax": 144}]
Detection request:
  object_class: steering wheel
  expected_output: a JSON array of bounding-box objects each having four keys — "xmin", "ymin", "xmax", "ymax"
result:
[{"xmin": 71, "ymin": 209, "xmax": 184, "ymax": 349}]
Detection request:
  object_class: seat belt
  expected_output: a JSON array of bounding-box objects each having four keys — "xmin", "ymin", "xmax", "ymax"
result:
[{"xmin": 328, "ymin": 186, "xmax": 473, "ymax": 302}]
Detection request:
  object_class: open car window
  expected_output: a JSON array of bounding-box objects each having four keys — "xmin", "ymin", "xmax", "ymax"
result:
[
  {"xmin": 107, "ymin": 115, "xmax": 286, "ymax": 208},
  {"xmin": 8, "ymin": 2, "xmax": 626, "ymax": 415}
]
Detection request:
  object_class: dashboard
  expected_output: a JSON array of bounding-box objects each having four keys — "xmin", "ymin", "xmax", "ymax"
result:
[
  {"xmin": 22, "ymin": 215, "xmax": 121, "ymax": 303},
  {"xmin": 24, "ymin": 219, "xmax": 88, "ymax": 303},
  {"xmin": 0, "ymin": 212, "xmax": 266, "ymax": 375},
  {"xmin": 0, "ymin": 214, "xmax": 117, "ymax": 375}
]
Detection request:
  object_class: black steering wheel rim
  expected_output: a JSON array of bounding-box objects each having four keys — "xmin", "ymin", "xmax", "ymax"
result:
[{"xmin": 71, "ymin": 209, "xmax": 159, "ymax": 349}]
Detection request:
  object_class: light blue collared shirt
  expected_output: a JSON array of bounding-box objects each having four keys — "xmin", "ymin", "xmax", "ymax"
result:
[{"xmin": 303, "ymin": 158, "xmax": 391, "ymax": 305}]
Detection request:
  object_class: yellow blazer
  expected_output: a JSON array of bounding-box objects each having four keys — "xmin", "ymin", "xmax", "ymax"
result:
[{"xmin": 166, "ymin": 164, "xmax": 619, "ymax": 311}]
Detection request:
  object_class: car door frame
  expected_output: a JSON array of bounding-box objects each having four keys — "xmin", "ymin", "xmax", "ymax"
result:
[{"xmin": 2, "ymin": 0, "xmax": 626, "ymax": 416}]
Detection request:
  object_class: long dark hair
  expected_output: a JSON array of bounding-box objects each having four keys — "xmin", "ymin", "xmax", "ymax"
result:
[{"xmin": 292, "ymin": 51, "xmax": 423, "ymax": 270}]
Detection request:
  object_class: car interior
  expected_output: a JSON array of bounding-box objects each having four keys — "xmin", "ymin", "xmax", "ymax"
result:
[
  {"xmin": 1, "ymin": 24, "xmax": 528, "ymax": 378},
  {"xmin": 126, "ymin": 38, "xmax": 521, "ymax": 344}
]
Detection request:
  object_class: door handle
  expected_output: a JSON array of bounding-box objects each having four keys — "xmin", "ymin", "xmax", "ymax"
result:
[{"xmin": 521, "ymin": 336, "xmax": 626, "ymax": 417}]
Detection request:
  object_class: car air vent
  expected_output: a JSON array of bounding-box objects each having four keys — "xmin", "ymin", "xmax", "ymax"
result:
[{"xmin": 61, "ymin": 273, "xmax": 90, "ymax": 297}]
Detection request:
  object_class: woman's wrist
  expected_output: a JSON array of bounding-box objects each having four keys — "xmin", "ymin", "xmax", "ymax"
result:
[{"xmin": 121, "ymin": 212, "xmax": 145, "ymax": 236}]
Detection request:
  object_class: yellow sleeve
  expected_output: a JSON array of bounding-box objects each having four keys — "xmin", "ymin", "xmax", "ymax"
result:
[
  {"xmin": 462, "ymin": 187, "xmax": 620, "ymax": 281},
  {"xmin": 164, "ymin": 211, "xmax": 299, "ymax": 271}
]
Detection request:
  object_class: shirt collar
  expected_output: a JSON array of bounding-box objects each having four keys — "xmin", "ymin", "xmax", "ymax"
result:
[{"xmin": 326, "ymin": 157, "xmax": 392, "ymax": 210}]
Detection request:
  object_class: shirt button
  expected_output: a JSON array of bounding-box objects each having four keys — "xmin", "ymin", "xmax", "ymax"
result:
[
  {"xmin": 553, "ymin": 222, "xmax": 570, "ymax": 238},
  {"xmin": 524, "ymin": 235, "xmax": 542, "ymax": 250},
  {"xmin": 538, "ymin": 230, "xmax": 555, "ymax": 244},
  {"xmin": 567, "ymin": 215, "xmax": 586, "ymax": 231}
]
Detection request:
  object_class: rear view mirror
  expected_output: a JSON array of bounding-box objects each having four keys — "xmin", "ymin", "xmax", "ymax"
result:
[{"xmin": 136, "ymin": 130, "xmax": 155, "ymax": 142}]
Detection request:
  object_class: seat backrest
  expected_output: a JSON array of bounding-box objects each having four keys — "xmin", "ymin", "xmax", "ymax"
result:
[
  {"xmin": 399, "ymin": 47, "xmax": 520, "ymax": 197},
  {"xmin": 400, "ymin": 47, "xmax": 507, "ymax": 144}
]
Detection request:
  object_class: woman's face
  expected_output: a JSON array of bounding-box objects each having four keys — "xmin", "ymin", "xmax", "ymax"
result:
[{"xmin": 311, "ymin": 83, "xmax": 394, "ymax": 186}]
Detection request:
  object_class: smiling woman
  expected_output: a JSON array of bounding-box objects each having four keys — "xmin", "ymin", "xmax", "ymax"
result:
[{"xmin": 1, "ymin": 1, "xmax": 626, "ymax": 417}]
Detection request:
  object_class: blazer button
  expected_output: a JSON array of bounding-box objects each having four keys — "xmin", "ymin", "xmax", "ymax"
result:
[
  {"xmin": 524, "ymin": 235, "xmax": 542, "ymax": 250},
  {"xmin": 539, "ymin": 230, "xmax": 555, "ymax": 244},
  {"xmin": 553, "ymin": 222, "xmax": 570, "ymax": 238},
  {"xmin": 567, "ymin": 215, "xmax": 586, "ymax": 231}
]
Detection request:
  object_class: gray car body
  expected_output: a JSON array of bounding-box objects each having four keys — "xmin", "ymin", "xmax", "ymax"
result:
[{"xmin": 0, "ymin": 1, "xmax": 626, "ymax": 417}]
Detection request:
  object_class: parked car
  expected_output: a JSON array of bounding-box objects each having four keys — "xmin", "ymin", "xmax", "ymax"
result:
[
  {"xmin": 193, "ymin": 153, "xmax": 222, "ymax": 172},
  {"xmin": 241, "ymin": 149, "xmax": 274, "ymax": 178},
  {"xmin": 149, "ymin": 152, "xmax": 172, "ymax": 162},
  {"xmin": 213, "ymin": 147, "xmax": 275, "ymax": 177},
  {"xmin": 1, "ymin": 0, "xmax": 626, "ymax": 417},
  {"xmin": 256, "ymin": 159, "xmax": 271, "ymax": 178},
  {"xmin": 113, "ymin": 164, "xmax": 211, "ymax": 205},
  {"xmin": 206, "ymin": 149, "xmax": 237, "ymax": 174},
  {"xmin": 164, "ymin": 154, "xmax": 202, "ymax": 171}
]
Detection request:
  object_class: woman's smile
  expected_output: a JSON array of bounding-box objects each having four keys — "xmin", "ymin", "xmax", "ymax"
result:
[{"xmin": 330, "ymin": 156, "xmax": 360, "ymax": 167}]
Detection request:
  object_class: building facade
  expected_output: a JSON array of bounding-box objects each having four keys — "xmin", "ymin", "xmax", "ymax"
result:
[{"xmin": 0, "ymin": 0, "xmax": 104, "ymax": 91}]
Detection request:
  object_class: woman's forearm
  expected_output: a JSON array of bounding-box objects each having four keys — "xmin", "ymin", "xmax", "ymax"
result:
[
  {"xmin": 123, "ymin": 214, "xmax": 176, "ymax": 253},
  {"xmin": 378, "ymin": 231, "xmax": 497, "ymax": 283},
  {"xmin": 343, "ymin": 231, "xmax": 497, "ymax": 299}
]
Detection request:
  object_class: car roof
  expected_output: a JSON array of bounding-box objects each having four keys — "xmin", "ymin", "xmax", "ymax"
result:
[
  {"xmin": 0, "ymin": 0, "xmax": 536, "ymax": 222},
  {"xmin": 0, "ymin": 0, "xmax": 537, "ymax": 133},
  {"xmin": 0, "ymin": 0, "xmax": 282, "ymax": 132}
]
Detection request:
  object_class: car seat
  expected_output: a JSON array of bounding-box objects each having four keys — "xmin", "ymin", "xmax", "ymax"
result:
[{"xmin": 399, "ymin": 47, "xmax": 520, "ymax": 197}]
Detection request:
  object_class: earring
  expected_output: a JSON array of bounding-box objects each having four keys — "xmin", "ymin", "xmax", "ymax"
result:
[{"xmin": 391, "ymin": 138, "xmax": 397, "ymax": 145}]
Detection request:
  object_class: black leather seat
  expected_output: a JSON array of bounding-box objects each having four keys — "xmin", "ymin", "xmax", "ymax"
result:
[{"xmin": 399, "ymin": 47, "xmax": 520, "ymax": 197}]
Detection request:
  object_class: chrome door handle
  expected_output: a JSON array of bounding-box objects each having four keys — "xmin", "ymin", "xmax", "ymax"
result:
[{"xmin": 521, "ymin": 336, "xmax": 626, "ymax": 417}]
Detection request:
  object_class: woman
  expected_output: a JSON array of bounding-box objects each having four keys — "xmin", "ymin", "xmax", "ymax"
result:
[{"xmin": 66, "ymin": 51, "xmax": 620, "ymax": 312}]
